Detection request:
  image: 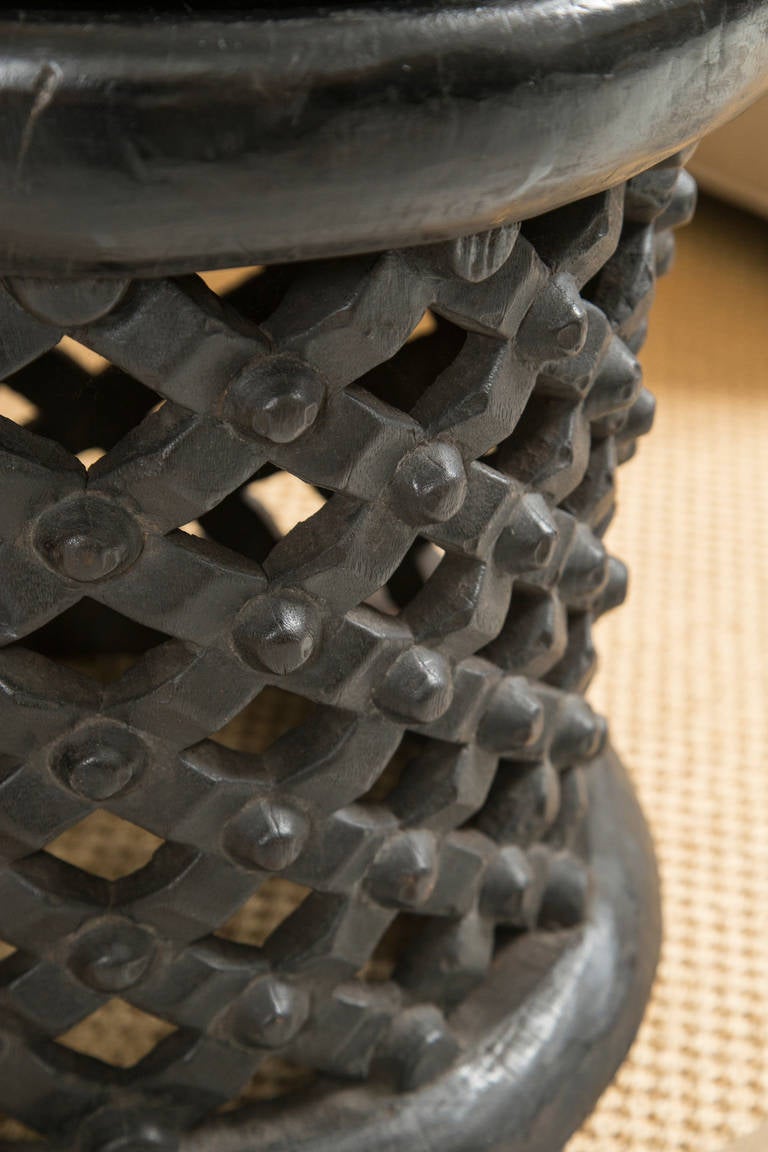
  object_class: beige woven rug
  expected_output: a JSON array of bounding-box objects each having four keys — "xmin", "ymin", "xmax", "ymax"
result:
[
  {"xmin": 0, "ymin": 196, "xmax": 765, "ymax": 1151},
  {"xmin": 568, "ymin": 195, "xmax": 768, "ymax": 1152}
]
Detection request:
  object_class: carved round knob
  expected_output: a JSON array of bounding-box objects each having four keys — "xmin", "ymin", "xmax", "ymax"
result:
[
  {"xmin": 69, "ymin": 918, "xmax": 156, "ymax": 993},
  {"xmin": 9, "ymin": 276, "xmax": 130, "ymax": 326},
  {"xmin": 477, "ymin": 678, "xmax": 544, "ymax": 753},
  {"xmin": 367, "ymin": 829, "xmax": 439, "ymax": 909},
  {"xmin": 392, "ymin": 441, "xmax": 467, "ymax": 525},
  {"xmin": 586, "ymin": 336, "xmax": 642, "ymax": 422},
  {"xmin": 479, "ymin": 845, "xmax": 536, "ymax": 926},
  {"xmin": 423, "ymin": 224, "xmax": 520, "ymax": 282},
  {"xmin": 375, "ymin": 646, "xmax": 454, "ymax": 724},
  {"xmin": 227, "ymin": 354, "xmax": 324, "ymax": 443},
  {"xmin": 549, "ymin": 696, "xmax": 606, "ymax": 766},
  {"xmin": 224, "ymin": 798, "xmax": 310, "ymax": 872},
  {"xmin": 233, "ymin": 977, "xmax": 309, "ymax": 1048},
  {"xmin": 559, "ymin": 523, "xmax": 608, "ymax": 604},
  {"xmin": 78, "ymin": 1110, "xmax": 177, "ymax": 1152},
  {"xmin": 34, "ymin": 495, "xmax": 143, "ymax": 583},
  {"xmin": 378, "ymin": 1005, "xmax": 459, "ymax": 1090},
  {"xmin": 518, "ymin": 273, "xmax": 588, "ymax": 360},
  {"xmin": 538, "ymin": 850, "xmax": 591, "ymax": 929},
  {"xmin": 597, "ymin": 556, "xmax": 629, "ymax": 615},
  {"xmin": 234, "ymin": 591, "xmax": 321, "ymax": 674},
  {"xmin": 622, "ymin": 387, "xmax": 656, "ymax": 440},
  {"xmin": 51, "ymin": 721, "xmax": 148, "ymax": 800},
  {"xmin": 495, "ymin": 494, "xmax": 559, "ymax": 573}
]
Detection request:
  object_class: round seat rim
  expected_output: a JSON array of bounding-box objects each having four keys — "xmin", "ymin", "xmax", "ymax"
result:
[{"xmin": 0, "ymin": 0, "xmax": 766, "ymax": 273}]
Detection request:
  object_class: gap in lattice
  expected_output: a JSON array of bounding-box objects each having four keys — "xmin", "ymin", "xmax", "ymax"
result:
[
  {"xmin": 0, "ymin": 1115, "xmax": 44, "ymax": 1143},
  {"xmin": 200, "ymin": 266, "xmax": 263, "ymax": 296},
  {"xmin": 214, "ymin": 879, "xmax": 311, "ymax": 948},
  {"xmin": 45, "ymin": 810, "xmax": 164, "ymax": 882},
  {"xmin": 17, "ymin": 599, "xmax": 171, "ymax": 683},
  {"xmin": 56, "ymin": 998, "xmax": 177, "ymax": 1068},
  {"xmin": 409, "ymin": 310, "xmax": 438, "ymax": 341},
  {"xmin": 356, "ymin": 314, "xmax": 466, "ymax": 414},
  {"xmin": 212, "ymin": 263, "xmax": 306, "ymax": 327},
  {"xmin": 383, "ymin": 537, "xmax": 445, "ymax": 614},
  {"xmin": 217, "ymin": 1056, "xmax": 316, "ymax": 1112},
  {"xmin": 179, "ymin": 519, "xmax": 207, "ymax": 538},
  {"xmin": 197, "ymin": 473, "xmax": 321, "ymax": 564},
  {"xmin": 76, "ymin": 446, "xmax": 106, "ymax": 469},
  {"xmin": 494, "ymin": 393, "xmax": 575, "ymax": 488},
  {"xmin": 358, "ymin": 914, "xmax": 423, "ymax": 983},
  {"xmin": 0, "ymin": 382, "xmax": 38, "ymax": 424},
  {"xmin": 6, "ymin": 354, "xmax": 160, "ymax": 455},
  {"xmin": 210, "ymin": 686, "xmax": 316, "ymax": 756},
  {"xmin": 361, "ymin": 731, "xmax": 431, "ymax": 804},
  {"xmin": 245, "ymin": 472, "xmax": 326, "ymax": 540},
  {"xmin": 56, "ymin": 336, "xmax": 110, "ymax": 376}
]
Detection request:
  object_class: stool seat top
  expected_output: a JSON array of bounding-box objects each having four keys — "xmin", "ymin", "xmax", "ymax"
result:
[{"xmin": 1, "ymin": 0, "xmax": 767, "ymax": 273}]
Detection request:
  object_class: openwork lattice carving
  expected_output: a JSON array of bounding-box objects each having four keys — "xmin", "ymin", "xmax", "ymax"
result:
[{"xmin": 0, "ymin": 154, "xmax": 694, "ymax": 1149}]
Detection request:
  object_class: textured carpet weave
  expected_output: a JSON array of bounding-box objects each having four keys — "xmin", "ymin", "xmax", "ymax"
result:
[{"xmin": 568, "ymin": 196, "xmax": 768, "ymax": 1152}]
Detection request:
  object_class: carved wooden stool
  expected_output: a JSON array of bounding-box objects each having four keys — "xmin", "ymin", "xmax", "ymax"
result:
[{"xmin": 0, "ymin": 6, "xmax": 766, "ymax": 1151}]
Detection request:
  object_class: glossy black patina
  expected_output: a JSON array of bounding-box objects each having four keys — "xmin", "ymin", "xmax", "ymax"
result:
[{"xmin": 0, "ymin": 1, "xmax": 767, "ymax": 271}]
